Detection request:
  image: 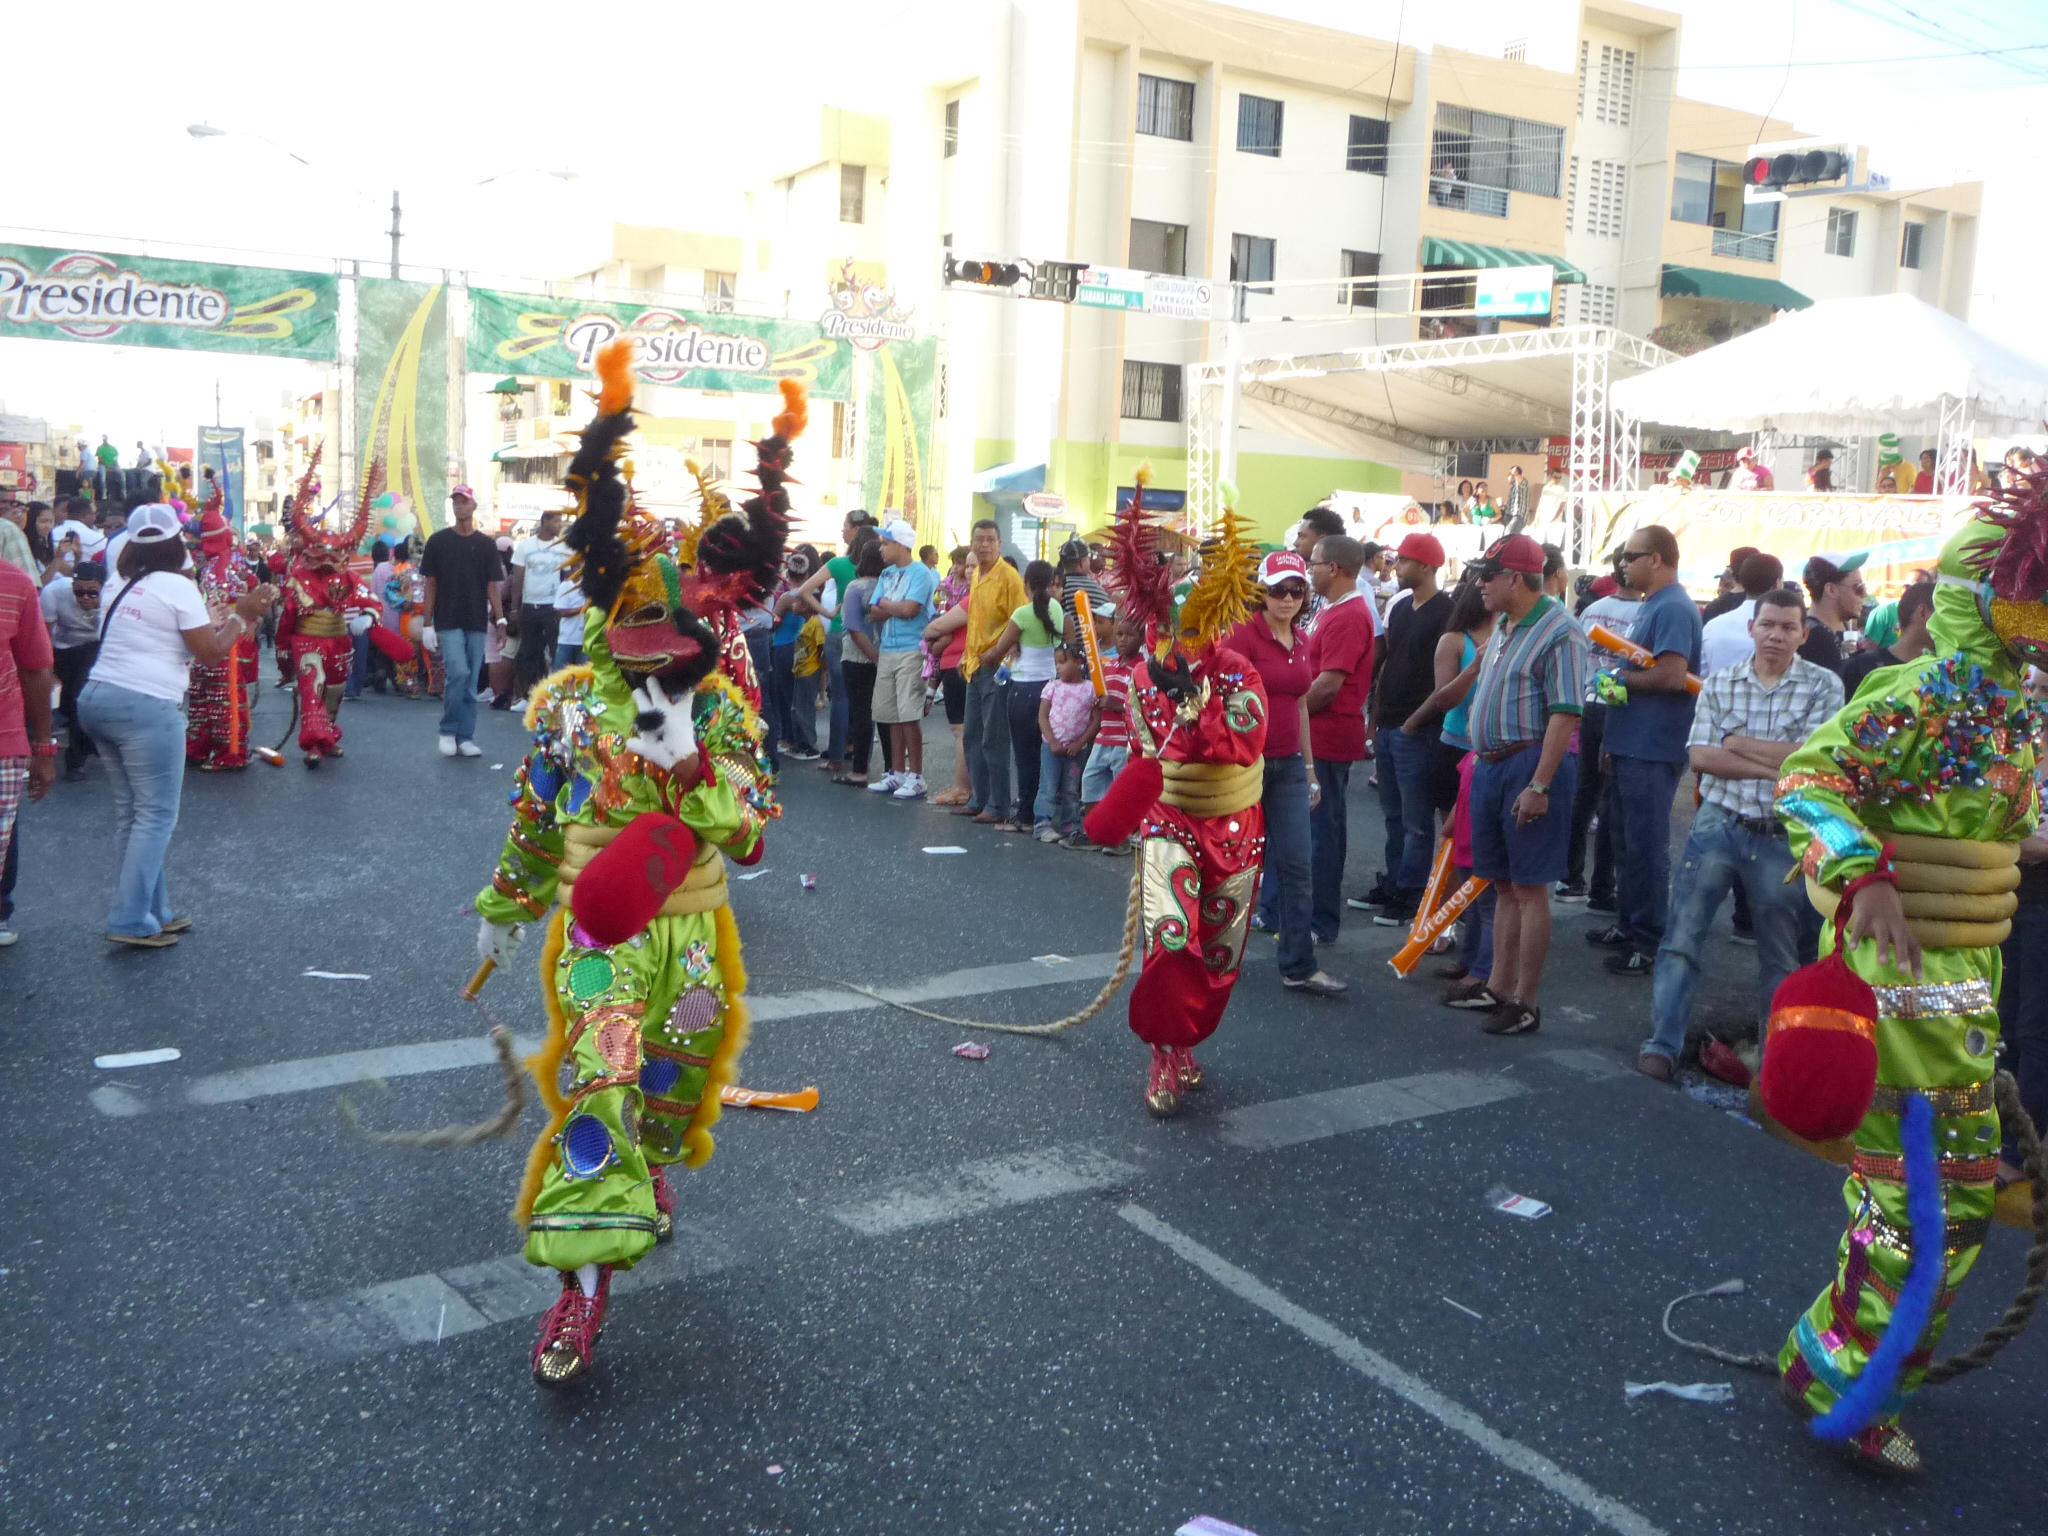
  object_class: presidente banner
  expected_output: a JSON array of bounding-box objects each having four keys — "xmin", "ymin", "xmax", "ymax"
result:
[
  {"xmin": 466, "ymin": 288, "xmax": 852, "ymax": 401},
  {"xmin": 1534, "ymin": 486, "xmax": 1970, "ymax": 599},
  {"xmin": 355, "ymin": 279, "xmax": 449, "ymax": 536},
  {"xmin": 196, "ymin": 426, "xmax": 245, "ymax": 531},
  {"xmin": 0, "ymin": 244, "xmax": 339, "ymax": 360}
]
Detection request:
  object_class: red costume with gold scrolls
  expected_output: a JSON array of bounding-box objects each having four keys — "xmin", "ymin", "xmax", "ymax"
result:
[
  {"xmin": 1084, "ymin": 475, "xmax": 1268, "ymax": 1116},
  {"xmin": 274, "ymin": 454, "xmax": 387, "ymax": 766},
  {"xmin": 186, "ymin": 489, "xmax": 257, "ymax": 770}
]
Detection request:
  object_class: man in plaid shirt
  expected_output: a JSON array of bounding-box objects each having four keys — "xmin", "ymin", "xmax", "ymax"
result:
[{"xmin": 1636, "ymin": 589, "xmax": 1843, "ymax": 1079}]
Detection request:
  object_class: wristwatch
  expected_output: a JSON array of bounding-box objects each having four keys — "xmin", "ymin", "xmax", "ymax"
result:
[
  {"xmin": 1526, "ymin": 781, "xmax": 1550, "ymax": 796},
  {"xmin": 31, "ymin": 739, "xmax": 58, "ymax": 759}
]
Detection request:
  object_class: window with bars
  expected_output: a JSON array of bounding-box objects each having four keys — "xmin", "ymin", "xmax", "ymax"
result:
[
  {"xmin": 943, "ymin": 99, "xmax": 959, "ymax": 158},
  {"xmin": 840, "ymin": 164, "xmax": 866, "ymax": 223},
  {"xmin": 1584, "ymin": 160, "xmax": 1626, "ymax": 240},
  {"xmin": 1229, "ymin": 233, "xmax": 1275, "ymax": 292},
  {"xmin": 1346, "ymin": 114, "xmax": 1389, "ymax": 174},
  {"xmin": 1121, "ymin": 361, "xmax": 1183, "ymax": 422},
  {"xmin": 1901, "ymin": 221, "xmax": 1925, "ymax": 269},
  {"xmin": 1236, "ymin": 93, "xmax": 1284, "ymax": 156},
  {"xmin": 1340, "ymin": 250, "xmax": 1380, "ymax": 309},
  {"xmin": 1826, "ymin": 207, "xmax": 1858, "ymax": 257},
  {"xmin": 1594, "ymin": 45, "xmax": 1636, "ymax": 126},
  {"xmin": 1130, "ymin": 219, "xmax": 1188, "ymax": 276},
  {"xmin": 1137, "ymin": 75, "xmax": 1195, "ymax": 141},
  {"xmin": 1430, "ymin": 104, "xmax": 1563, "ymax": 197}
]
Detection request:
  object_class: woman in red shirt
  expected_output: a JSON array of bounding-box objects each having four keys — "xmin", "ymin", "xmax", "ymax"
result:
[{"xmin": 1227, "ymin": 553, "xmax": 1347, "ymax": 996}]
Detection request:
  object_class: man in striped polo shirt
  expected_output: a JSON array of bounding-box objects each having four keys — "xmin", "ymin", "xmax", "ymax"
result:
[{"xmin": 1462, "ymin": 534, "xmax": 1593, "ymax": 1036}]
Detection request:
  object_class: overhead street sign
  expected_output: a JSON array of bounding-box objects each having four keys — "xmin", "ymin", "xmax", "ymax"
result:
[
  {"xmin": 1473, "ymin": 263, "xmax": 1555, "ymax": 320},
  {"xmin": 1075, "ymin": 266, "xmax": 1217, "ymax": 318}
]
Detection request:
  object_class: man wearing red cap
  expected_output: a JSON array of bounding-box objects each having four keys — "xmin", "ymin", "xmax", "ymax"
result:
[
  {"xmin": 186, "ymin": 491, "xmax": 257, "ymax": 771},
  {"xmin": 1461, "ymin": 534, "xmax": 1593, "ymax": 1035},
  {"xmin": 1366, "ymin": 531, "xmax": 1451, "ymax": 928}
]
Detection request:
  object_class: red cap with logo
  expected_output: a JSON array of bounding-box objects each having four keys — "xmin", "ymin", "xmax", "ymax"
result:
[{"xmin": 1480, "ymin": 533, "xmax": 1547, "ymax": 574}]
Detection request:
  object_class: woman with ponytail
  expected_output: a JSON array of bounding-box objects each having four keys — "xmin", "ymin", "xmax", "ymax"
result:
[{"xmin": 975, "ymin": 558, "xmax": 1065, "ymax": 835}]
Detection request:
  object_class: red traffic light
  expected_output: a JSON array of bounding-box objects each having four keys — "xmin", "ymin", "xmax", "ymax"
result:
[
  {"xmin": 945, "ymin": 257, "xmax": 1023, "ymax": 287},
  {"xmin": 1745, "ymin": 156, "xmax": 1772, "ymax": 186}
]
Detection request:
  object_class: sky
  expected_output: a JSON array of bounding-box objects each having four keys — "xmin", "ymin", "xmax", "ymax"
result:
[{"xmin": 2, "ymin": 0, "xmax": 2042, "ymax": 442}]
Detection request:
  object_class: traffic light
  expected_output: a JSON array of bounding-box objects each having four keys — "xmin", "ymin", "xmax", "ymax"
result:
[
  {"xmin": 1742, "ymin": 149, "xmax": 1850, "ymax": 191},
  {"xmin": 944, "ymin": 256, "xmax": 1023, "ymax": 288}
]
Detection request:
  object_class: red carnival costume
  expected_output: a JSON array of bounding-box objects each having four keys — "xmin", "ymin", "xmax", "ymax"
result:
[
  {"xmin": 186, "ymin": 486, "xmax": 258, "ymax": 770},
  {"xmin": 1084, "ymin": 475, "xmax": 1268, "ymax": 1115},
  {"xmin": 275, "ymin": 454, "xmax": 409, "ymax": 767}
]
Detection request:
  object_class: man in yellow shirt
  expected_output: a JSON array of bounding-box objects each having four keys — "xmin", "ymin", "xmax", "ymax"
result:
[{"xmin": 924, "ymin": 517, "xmax": 1025, "ymax": 822}]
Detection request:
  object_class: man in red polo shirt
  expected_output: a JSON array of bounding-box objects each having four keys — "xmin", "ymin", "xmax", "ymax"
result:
[{"xmin": 1305, "ymin": 535, "xmax": 1376, "ymax": 943}]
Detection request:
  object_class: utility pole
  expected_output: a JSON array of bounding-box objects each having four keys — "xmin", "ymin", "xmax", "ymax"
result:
[{"xmin": 388, "ymin": 190, "xmax": 402, "ymax": 278}]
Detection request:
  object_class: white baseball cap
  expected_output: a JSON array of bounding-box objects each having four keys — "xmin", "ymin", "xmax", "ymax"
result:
[
  {"xmin": 128, "ymin": 503, "xmax": 184, "ymax": 544},
  {"xmin": 879, "ymin": 518, "xmax": 917, "ymax": 548}
]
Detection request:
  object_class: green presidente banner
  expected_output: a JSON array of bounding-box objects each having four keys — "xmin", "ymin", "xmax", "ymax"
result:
[
  {"xmin": 467, "ymin": 288, "xmax": 852, "ymax": 401},
  {"xmin": 355, "ymin": 278, "xmax": 449, "ymax": 534},
  {"xmin": 0, "ymin": 244, "xmax": 339, "ymax": 360}
]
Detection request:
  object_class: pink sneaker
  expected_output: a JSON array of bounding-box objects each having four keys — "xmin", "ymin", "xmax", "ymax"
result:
[{"xmin": 531, "ymin": 1267, "xmax": 611, "ymax": 1388}]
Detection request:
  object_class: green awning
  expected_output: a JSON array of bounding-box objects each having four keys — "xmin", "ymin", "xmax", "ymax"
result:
[
  {"xmin": 1660, "ymin": 265, "xmax": 1811, "ymax": 310},
  {"xmin": 1421, "ymin": 237, "xmax": 1585, "ymax": 284}
]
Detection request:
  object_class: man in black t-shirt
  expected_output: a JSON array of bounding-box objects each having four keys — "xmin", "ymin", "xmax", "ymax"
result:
[
  {"xmin": 1799, "ymin": 553, "xmax": 1867, "ymax": 675},
  {"xmin": 1362, "ymin": 531, "xmax": 1452, "ymax": 925},
  {"xmin": 419, "ymin": 485, "xmax": 507, "ymax": 757}
]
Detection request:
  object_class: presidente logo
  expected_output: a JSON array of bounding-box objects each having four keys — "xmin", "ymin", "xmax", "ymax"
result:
[
  {"xmin": 823, "ymin": 265, "xmax": 914, "ymax": 350},
  {"xmin": 0, "ymin": 251, "xmax": 231, "ymax": 340},
  {"xmin": 562, "ymin": 309, "xmax": 772, "ymax": 383}
]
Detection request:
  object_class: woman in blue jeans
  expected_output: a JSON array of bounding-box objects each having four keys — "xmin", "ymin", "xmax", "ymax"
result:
[
  {"xmin": 977, "ymin": 560, "xmax": 1064, "ymax": 834},
  {"xmin": 79, "ymin": 506, "xmax": 274, "ymax": 947},
  {"xmin": 1229, "ymin": 553, "xmax": 1346, "ymax": 995}
]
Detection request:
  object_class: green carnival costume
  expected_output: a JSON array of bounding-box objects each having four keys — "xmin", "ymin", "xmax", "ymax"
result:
[
  {"xmin": 1773, "ymin": 493, "xmax": 2046, "ymax": 1473},
  {"xmin": 473, "ymin": 341, "xmax": 799, "ymax": 1387}
]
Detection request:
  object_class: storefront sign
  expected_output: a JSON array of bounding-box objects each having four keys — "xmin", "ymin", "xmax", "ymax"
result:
[
  {"xmin": 0, "ymin": 245, "xmax": 339, "ymax": 359},
  {"xmin": 1475, "ymin": 264, "xmax": 1554, "ymax": 320}
]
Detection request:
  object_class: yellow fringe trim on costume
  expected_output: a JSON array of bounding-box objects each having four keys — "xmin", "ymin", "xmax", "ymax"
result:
[
  {"xmin": 681, "ymin": 904, "xmax": 751, "ymax": 1169},
  {"xmin": 523, "ymin": 664, "xmax": 596, "ymax": 733},
  {"xmin": 512, "ymin": 908, "xmax": 574, "ymax": 1228}
]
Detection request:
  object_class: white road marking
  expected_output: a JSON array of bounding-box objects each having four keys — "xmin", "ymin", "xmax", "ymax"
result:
[
  {"xmin": 831, "ymin": 1146, "xmax": 1142, "ymax": 1237},
  {"xmin": 93, "ymin": 1048, "xmax": 181, "ymax": 1069},
  {"xmin": 1217, "ymin": 1070, "xmax": 1526, "ymax": 1151},
  {"xmin": 1119, "ymin": 1204, "xmax": 1671, "ymax": 1536}
]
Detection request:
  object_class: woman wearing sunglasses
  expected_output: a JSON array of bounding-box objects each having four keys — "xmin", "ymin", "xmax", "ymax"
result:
[{"xmin": 1228, "ymin": 551, "xmax": 1347, "ymax": 997}]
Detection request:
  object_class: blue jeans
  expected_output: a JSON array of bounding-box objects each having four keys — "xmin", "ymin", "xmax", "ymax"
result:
[
  {"xmin": 1039, "ymin": 745, "xmax": 1084, "ymax": 833},
  {"xmin": 824, "ymin": 641, "xmax": 849, "ymax": 764},
  {"xmin": 1644, "ymin": 803, "xmax": 1804, "ymax": 1061},
  {"xmin": 554, "ymin": 642, "xmax": 584, "ymax": 669},
  {"xmin": 1262, "ymin": 754, "xmax": 1315, "ymax": 980},
  {"xmin": 745, "ymin": 628, "xmax": 780, "ymax": 770},
  {"xmin": 1457, "ymin": 878, "xmax": 1496, "ymax": 981},
  {"xmin": 1609, "ymin": 753, "xmax": 1682, "ymax": 952},
  {"xmin": 345, "ymin": 627, "xmax": 369, "ymax": 699},
  {"xmin": 1377, "ymin": 725, "xmax": 1437, "ymax": 898},
  {"xmin": 1008, "ymin": 680, "xmax": 1048, "ymax": 825},
  {"xmin": 963, "ymin": 666, "xmax": 1011, "ymax": 816},
  {"xmin": 77, "ymin": 681, "xmax": 187, "ymax": 938},
  {"xmin": 1999, "ymin": 903, "xmax": 2048, "ymax": 1165},
  {"xmin": 1310, "ymin": 756, "xmax": 1353, "ymax": 942},
  {"xmin": 768, "ymin": 643, "xmax": 800, "ymax": 750},
  {"xmin": 436, "ymin": 628, "xmax": 487, "ymax": 742}
]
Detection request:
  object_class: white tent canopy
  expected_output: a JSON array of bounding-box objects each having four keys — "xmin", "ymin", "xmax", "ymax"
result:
[{"xmin": 1610, "ymin": 292, "xmax": 2048, "ymax": 439}]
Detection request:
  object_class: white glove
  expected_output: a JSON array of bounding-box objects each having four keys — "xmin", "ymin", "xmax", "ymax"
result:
[
  {"xmin": 422, "ymin": 625, "xmax": 439, "ymax": 655},
  {"xmin": 346, "ymin": 612, "xmax": 373, "ymax": 637},
  {"xmin": 477, "ymin": 916, "xmax": 522, "ymax": 967},
  {"xmin": 626, "ymin": 678, "xmax": 700, "ymax": 770}
]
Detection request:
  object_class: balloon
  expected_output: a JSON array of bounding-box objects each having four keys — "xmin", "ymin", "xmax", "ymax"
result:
[
  {"xmin": 373, "ymin": 492, "xmax": 396, "ymax": 510},
  {"xmin": 394, "ymin": 510, "xmax": 418, "ymax": 536}
]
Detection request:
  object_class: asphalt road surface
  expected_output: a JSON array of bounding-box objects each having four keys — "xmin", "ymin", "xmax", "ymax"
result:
[{"xmin": 2, "ymin": 684, "xmax": 2041, "ymax": 1535}]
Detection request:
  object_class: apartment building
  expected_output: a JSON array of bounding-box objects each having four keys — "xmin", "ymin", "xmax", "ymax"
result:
[{"xmin": 874, "ymin": 0, "xmax": 1981, "ymax": 541}]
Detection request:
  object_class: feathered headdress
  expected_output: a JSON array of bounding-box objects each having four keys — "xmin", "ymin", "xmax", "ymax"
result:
[
  {"xmin": 1178, "ymin": 479, "xmax": 1259, "ymax": 649},
  {"xmin": 1968, "ymin": 463, "xmax": 2048, "ymax": 604},
  {"xmin": 687, "ymin": 377, "xmax": 805, "ymax": 616},
  {"xmin": 1105, "ymin": 464, "xmax": 1178, "ymax": 643},
  {"xmin": 560, "ymin": 338, "xmax": 645, "ymax": 615}
]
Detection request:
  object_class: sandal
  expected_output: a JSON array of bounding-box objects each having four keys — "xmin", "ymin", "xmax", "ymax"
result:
[{"xmin": 834, "ymin": 775, "xmax": 868, "ymax": 786}]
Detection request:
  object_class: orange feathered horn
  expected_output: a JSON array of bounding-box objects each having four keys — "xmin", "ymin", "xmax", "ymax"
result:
[
  {"xmin": 772, "ymin": 377, "xmax": 808, "ymax": 441},
  {"xmin": 595, "ymin": 337, "xmax": 635, "ymax": 416}
]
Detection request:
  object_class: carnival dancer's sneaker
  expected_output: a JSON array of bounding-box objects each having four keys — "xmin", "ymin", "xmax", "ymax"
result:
[
  {"xmin": 1145, "ymin": 1046, "xmax": 1181, "ymax": 1119},
  {"xmin": 1174, "ymin": 1046, "xmax": 1205, "ymax": 1093},
  {"xmin": 532, "ymin": 1267, "xmax": 610, "ymax": 1389},
  {"xmin": 651, "ymin": 1165, "xmax": 676, "ymax": 1243}
]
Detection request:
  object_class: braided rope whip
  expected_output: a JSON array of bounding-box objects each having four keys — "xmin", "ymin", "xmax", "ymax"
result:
[
  {"xmin": 827, "ymin": 860, "xmax": 1146, "ymax": 1036},
  {"xmin": 1664, "ymin": 1071, "xmax": 2048, "ymax": 1384},
  {"xmin": 337, "ymin": 1024, "xmax": 528, "ymax": 1148}
]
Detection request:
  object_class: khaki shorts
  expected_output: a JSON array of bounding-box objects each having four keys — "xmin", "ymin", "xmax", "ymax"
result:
[{"xmin": 873, "ymin": 649, "xmax": 928, "ymax": 724}]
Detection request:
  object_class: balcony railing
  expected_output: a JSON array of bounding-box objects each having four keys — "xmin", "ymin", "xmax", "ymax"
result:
[
  {"xmin": 1712, "ymin": 227, "xmax": 1777, "ymax": 262},
  {"xmin": 1428, "ymin": 177, "xmax": 1509, "ymax": 218}
]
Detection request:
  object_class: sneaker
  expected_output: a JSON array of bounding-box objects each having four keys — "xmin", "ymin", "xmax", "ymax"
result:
[
  {"xmin": 1587, "ymin": 892, "xmax": 1618, "ymax": 915},
  {"xmin": 476, "ymin": 686, "xmax": 495, "ymax": 704},
  {"xmin": 786, "ymin": 747, "xmax": 820, "ymax": 761},
  {"xmin": 892, "ymin": 774, "xmax": 927, "ymax": 800},
  {"xmin": 869, "ymin": 772, "xmax": 904, "ymax": 793},
  {"xmin": 1554, "ymin": 879, "xmax": 1589, "ymax": 901},
  {"xmin": 1585, "ymin": 925, "xmax": 1631, "ymax": 950},
  {"xmin": 1059, "ymin": 833, "xmax": 1095, "ymax": 850},
  {"xmin": 531, "ymin": 1266, "xmax": 611, "ymax": 1388},
  {"xmin": 437, "ymin": 734, "xmax": 458, "ymax": 757},
  {"xmin": 1102, "ymin": 838, "xmax": 1135, "ymax": 857},
  {"xmin": 1346, "ymin": 878, "xmax": 1395, "ymax": 913},
  {"xmin": 1634, "ymin": 1049, "xmax": 1676, "ymax": 1083},
  {"xmin": 0, "ymin": 920, "xmax": 16, "ymax": 948},
  {"xmin": 1604, "ymin": 950, "xmax": 1656, "ymax": 977},
  {"xmin": 1282, "ymin": 970, "xmax": 1349, "ymax": 997},
  {"xmin": 650, "ymin": 1166, "xmax": 676, "ymax": 1243},
  {"xmin": 1443, "ymin": 979, "xmax": 1503, "ymax": 1010},
  {"xmin": 1730, "ymin": 927, "xmax": 1757, "ymax": 948},
  {"xmin": 1481, "ymin": 1002, "xmax": 1542, "ymax": 1036},
  {"xmin": 1372, "ymin": 901, "xmax": 1418, "ymax": 929},
  {"xmin": 1249, "ymin": 913, "xmax": 1274, "ymax": 934},
  {"xmin": 1144, "ymin": 1046, "xmax": 1181, "ymax": 1119},
  {"xmin": 457, "ymin": 740, "xmax": 483, "ymax": 758},
  {"xmin": 1034, "ymin": 822, "xmax": 1061, "ymax": 843}
]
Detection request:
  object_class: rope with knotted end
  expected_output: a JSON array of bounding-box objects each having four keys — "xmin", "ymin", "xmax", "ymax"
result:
[
  {"xmin": 824, "ymin": 859, "xmax": 1146, "ymax": 1036},
  {"xmin": 1663, "ymin": 1071, "xmax": 2048, "ymax": 1383},
  {"xmin": 337, "ymin": 1023, "xmax": 528, "ymax": 1148}
]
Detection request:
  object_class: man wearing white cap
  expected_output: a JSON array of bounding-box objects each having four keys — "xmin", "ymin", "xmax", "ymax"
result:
[{"xmin": 867, "ymin": 516, "xmax": 940, "ymax": 798}]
